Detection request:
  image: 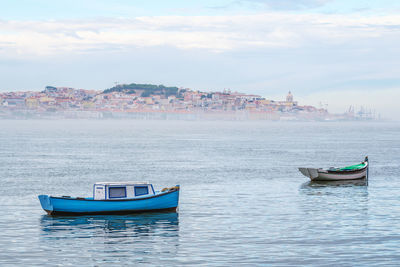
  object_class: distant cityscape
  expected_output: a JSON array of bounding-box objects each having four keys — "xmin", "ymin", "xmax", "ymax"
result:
[{"xmin": 0, "ymin": 83, "xmax": 377, "ymax": 120}]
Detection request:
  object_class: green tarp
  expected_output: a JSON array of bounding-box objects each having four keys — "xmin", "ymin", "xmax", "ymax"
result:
[{"xmin": 339, "ymin": 163, "xmax": 366, "ymax": 171}]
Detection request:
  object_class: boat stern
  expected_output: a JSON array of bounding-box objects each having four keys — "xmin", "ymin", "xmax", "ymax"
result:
[{"xmin": 38, "ymin": 195, "xmax": 53, "ymax": 214}]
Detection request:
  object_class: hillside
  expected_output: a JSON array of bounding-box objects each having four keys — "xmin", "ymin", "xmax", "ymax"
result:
[{"xmin": 103, "ymin": 83, "xmax": 180, "ymax": 97}]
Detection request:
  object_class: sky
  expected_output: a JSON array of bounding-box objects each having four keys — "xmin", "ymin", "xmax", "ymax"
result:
[{"xmin": 0, "ymin": 0, "xmax": 399, "ymax": 118}]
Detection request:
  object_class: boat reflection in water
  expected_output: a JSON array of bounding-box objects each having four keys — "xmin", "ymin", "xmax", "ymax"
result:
[
  {"xmin": 40, "ymin": 211, "xmax": 179, "ymax": 240},
  {"xmin": 302, "ymin": 179, "xmax": 367, "ymax": 188},
  {"xmin": 299, "ymin": 178, "xmax": 368, "ymax": 198}
]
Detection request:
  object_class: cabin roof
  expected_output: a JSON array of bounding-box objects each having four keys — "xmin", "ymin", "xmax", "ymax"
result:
[{"xmin": 95, "ymin": 181, "xmax": 149, "ymax": 186}]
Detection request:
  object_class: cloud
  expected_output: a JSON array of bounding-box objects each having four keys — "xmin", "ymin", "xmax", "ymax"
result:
[
  {"xmin": 0, "ymin": 13, "xmax": 400, "ymax": 58},
  {"xmin": 238, "ymin": 0, "xmax": 333, "ymax": 10}
]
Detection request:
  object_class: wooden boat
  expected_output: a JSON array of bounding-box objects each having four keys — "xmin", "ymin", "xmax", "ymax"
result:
[
  {"xmin": 38, "ymin": 182, "xmax": 180, "ymax": 216},
  {"xmin": 299, "ymin": 157, "xmax": 369, "ymax": 181}
]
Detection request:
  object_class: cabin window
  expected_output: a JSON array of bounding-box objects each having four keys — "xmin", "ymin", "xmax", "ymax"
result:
[
  {"xmin": 134, "ymin": 186, "xmax": 149, "ymax": 196},
  {"xmin": 109, "ymin": 187, "xmax": 127, "ymax": 198}
]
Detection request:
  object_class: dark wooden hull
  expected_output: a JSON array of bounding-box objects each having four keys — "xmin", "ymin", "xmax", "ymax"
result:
[{"xmin": 45, "ymin": 206, "xmax": 177, "ymax": 216}]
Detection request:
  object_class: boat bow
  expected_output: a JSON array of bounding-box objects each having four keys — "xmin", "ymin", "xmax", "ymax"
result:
[
  {"xmin": 298, "ymin": 168, "xmax": 319, "ymax": 179},
  {"xmin": 38, "ymin": 195, "xmax": 53, "ymax": 214}
]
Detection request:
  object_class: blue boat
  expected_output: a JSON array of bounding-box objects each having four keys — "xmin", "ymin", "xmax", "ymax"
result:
[{"xmin": 38, "ymin": 182, "xmax": 180, "ymax": 215}]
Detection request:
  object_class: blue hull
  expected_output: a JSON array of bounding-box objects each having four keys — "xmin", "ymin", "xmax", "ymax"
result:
[{"xmin": 38, "ymin": 189, "xmax": 179, "ymax": 215}]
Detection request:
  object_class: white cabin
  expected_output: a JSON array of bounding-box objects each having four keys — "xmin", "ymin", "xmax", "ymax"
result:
[{"xmin": 93, "ymin": 182, "xmax": 155, "ymax": 200}]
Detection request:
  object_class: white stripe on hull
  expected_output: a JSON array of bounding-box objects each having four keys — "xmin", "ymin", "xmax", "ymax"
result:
[{"xmin": 313, "ymin": 169, "xmax": 367, "ymax": 181}]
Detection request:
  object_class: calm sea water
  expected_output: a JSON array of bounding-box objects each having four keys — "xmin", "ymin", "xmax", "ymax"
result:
[{"xmin": 0, "ymin": 120, "xmax": 400, "ymax": 266}]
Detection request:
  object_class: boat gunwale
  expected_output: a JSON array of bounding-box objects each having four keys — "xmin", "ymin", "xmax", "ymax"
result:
[
  {"xmin": 326, "ymin": 162, "xmax": 368, "ymax": 174},
  {"xmin": 48, "ymin": 188, "xmax": 179, "ymax": 202}
]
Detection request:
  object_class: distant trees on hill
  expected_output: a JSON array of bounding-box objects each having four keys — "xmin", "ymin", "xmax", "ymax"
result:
[
  {"xmin": 104, "ymin": 83, "xmax": 179, "ymax": 97},
  {"xmin": 43, "ymin": 86, "xmax": 57, "ymax": 93}
]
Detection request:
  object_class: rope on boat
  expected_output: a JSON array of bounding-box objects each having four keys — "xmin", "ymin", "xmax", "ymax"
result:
[{"xmin": 161, "ymin": 186, "xmax": 180, "ymax": 192}]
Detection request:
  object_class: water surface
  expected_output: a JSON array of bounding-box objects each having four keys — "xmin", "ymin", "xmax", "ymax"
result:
[{"xmin": 0, "ymin": 120, "xmax": 399, "ymax": 266}]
